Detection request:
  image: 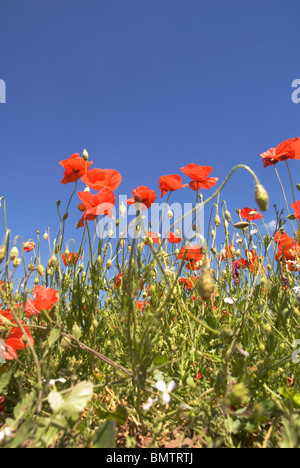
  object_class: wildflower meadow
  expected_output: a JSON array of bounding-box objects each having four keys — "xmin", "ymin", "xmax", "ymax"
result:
[{"xmin": 1, "ymin": 137, "xmax": 300, "ymax": 449}]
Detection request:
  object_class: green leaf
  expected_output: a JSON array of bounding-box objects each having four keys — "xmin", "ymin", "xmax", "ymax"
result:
[
  {"xmin": 63, "ymin": 381, "xmax": 93, "ymax": 418},
  {"xmin": 93, "ymin": 420, "xmax": 116, "ymax": 448},
  {"xmin": 0, "ymin": 369, "xmax": 12, "ymax": 393},
  {"xmin": 47, "ymin": 327, "xmax": 61, "ymax": 347},
  {"xmin": 96, "ymin": 405, "xmax": 128, "ymax": 425},
  {"xmin": 48, "ymin": 390, "xmax": 64, "ymax": 413}
]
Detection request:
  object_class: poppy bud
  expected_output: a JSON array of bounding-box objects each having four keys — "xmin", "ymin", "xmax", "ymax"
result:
[
  {"xmin": 168, "ymin": 210, "xmax": 173, "ymax": 220},
  {"xmin": 13, "ymin": 257, "xmax": 21, "ymax": 267},
  {"xmin": 0, "ymin": 246, "xmax": 5, "ymax": 263},
  {"xmin": 196, "ymin": 269, "xmax": 215, "ymax": 300},
  {"xmin": 106, "ymin": 259, "xmax": 112, "ymax": 269},
  {"xmin": 37, "ymin": 264, "xmax": 45, "ymax": 276},
  {"xmin": 63, "ymin": 212, "xmax": 69, "ymax": 220},
  {"xmin": 287, "ymin": 214, "xmax": 296, "ymax": 220},
  {"xmin": 254, "ymin": 184, "xmax": 269, "ymax": 212},
  {"xmin": 10, "ymin": 247, "xmax": 19, "ymax": 259},
  {"xmin": 214, "ymin": 215, "xmax": 221, "ymax": 227},
  {"xmin": 225, "ymin": 210, "xmax": 231, "ymax": 222},
  {"xmin": 43, "ymin": 232, "xmax": 48, "ymax": 241},
  {"xmin": 296, "ymin": 183, "xmax": 300, "ymax": 192},
  {"xmin": 119, "ymin": 202, "xmax": 127, "ymax": 218},
  {"xmin": 82, "ymin": 149, "xmax": 89, "ymax": 161},
  {"xmin": 48, "ymin": 255, "xmax": 57, "ymax": 267},
  {"xmin": 234, "ymin": 221, "xmax": 250, "ymax": 229},
  {"xmin": 96, "ymin": 255, "xmax": 103, "ymax": 268}
]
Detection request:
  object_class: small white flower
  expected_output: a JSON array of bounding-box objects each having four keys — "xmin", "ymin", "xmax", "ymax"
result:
[
  {"xmin": 250, "ymin": 229, "xmax": 258, "ymax": 236},
  {"xmin": 142, "ymin": 397, "xmax": 158, "ymax": 411},
  {"xmin": 155, "ymin": 380, "xmax": 177, "ymax": 405},
  {"xmin": 0, "ymin": 426, "xmax": 14, "ymax": 442},
  {"xmin": 49, "ymin": 378, "xmax": 67, "ymax": 387},
  {"xmin": 165, "ymin": 266, "xmax": 175, "ymax": 276},
  {"xmin": 224, "ymin": 297, "xmax": 237, "ymax": 305}
]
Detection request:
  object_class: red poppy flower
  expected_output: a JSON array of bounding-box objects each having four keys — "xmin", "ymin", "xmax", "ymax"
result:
[
  {"xmin": 291, "ymin": 200, "xmax": 300, "ymax": 219},
  {"xmin": 274, "ymin": 231, "xmax": 296, "ymax": 261},
  {"xmin": 177, "ymin": 244, "xmax": 203, "ymax": 262},
  {"xmin": 23, "ymin": 241, "xmax": 35, "ymax": 252},
  {"xmin": 0, "ymin": 310, "xmax": 34, "ymax": 361},
  {"xmin": 81, "ymin": 168, "xmax": 122, "ymax": 192},
  {"xmin": 179, "ymin": 278, "xmax": 195, "ymax": 290},
  {"xmin": 127, "ymin": 186, "xmax": 156, "ymax": 210},
  {"xmin": 167, "ymin": 232, "xmax": 182, "ymax": 243},
  {"xmin": 62, "ymin": 252, "xmax": 81, "ymax": 266},
  {"xmin": 114, "ymin": 272, "xmax": 123, "ymax": 288},
  {"xmin": 77, "ymin": 187, "xmax": 116, "ymax": 227},
  {"xmin": 180, "ymin": 164, "xmax": 219, "ymax": 191},
  {"xmin": 185, "ymin": 260, "xmax": 202, "ymax": 271},
  {"xmin": 59, "ymin": 153, "xmax": 93, "ymax": 184},
  {"xmin": 24, "ymin": 285, "xmax": 59, "ymax": 316},
  {"xmin": 240, "ymin": 207, "xmax": 263, "ymax": 221},
  {"xmin": 219, "ymin": 244, "xmax": 234, "ymax": 261},
  {"xmin": 260, "ymin": 138, "xmax": 300, "ymax": 167},
  {"xmin": 159, "ymin": 174, "xmax": 188, "ymax": 198},
  {"xmin": 236, "ymin": 250, "xmax": 264, "ymax": 274},
  {"xmin": 136, "ymin": 300, "xmax": 150, "ymax": 313},
  {"xmin": 144, "ymin": 232, "xmax": 160, "ymax": 245}
]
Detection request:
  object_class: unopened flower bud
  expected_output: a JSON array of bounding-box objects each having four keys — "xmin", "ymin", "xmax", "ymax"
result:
[
  {"xmin": 255, "ymin": 184, "xmax": 269, "ymax": 212},
  {"xmin": 296, "ymin": 183, "xmax": 300, "ymax": 192},
  {"xmin": 0, "ymin": 246, "xmax": 6, "ymax": 263},
  {"xmin": 37, "ymin": 264, "xmax": 45, "ymax": 276},
  {"xmin": 168, "ymin": 210, "xmax": 173, "ymax": 220},
  {"xmin": 82, "ymin": 149, "xmax": 89, "ymax": 160},
  {"xmin": 225, "ymin": 210, "xmax": 231, "ymax": 222},
  {"xmin": 106, "ymin": 259, "xmax": 112, "ymax": 269},
  {"xmin": 196, "ymin": 269, "xmax": 215, "ymax": 300},
  {"xmin": 10, "ymin": 247, "xmax": 19, "ymax": 259},
  {"xmin": 214, "ymin": 215, "xmax": 221, "ymax": 227},
  {"xmin": 96, "ymin": 255, "xmax": 103, "ymax": 268},
  {"xmin": 119, "ymin": 202, "xmax": 126, "ymax": 218},
  {"xmin": 43, "ymin": 232, "xmax": 48, "ymax": 241},
  {"xmin": 13, "ymin": 257, "xmax": 21, "ymax": 267},
  {"xmin": 48, "ymin": 255, "xmax": 57, "ymax": 267}
]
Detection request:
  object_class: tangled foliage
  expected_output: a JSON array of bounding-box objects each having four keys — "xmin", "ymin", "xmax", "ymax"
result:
[{"xmin": 0, "ymin": 139, "xmax": 300, "ymax": 448}]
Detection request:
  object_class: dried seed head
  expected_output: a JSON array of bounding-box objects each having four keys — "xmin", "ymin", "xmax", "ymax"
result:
[{"xmin": 255, "ymin": 184, "xmax": 269, "ymax": 212}]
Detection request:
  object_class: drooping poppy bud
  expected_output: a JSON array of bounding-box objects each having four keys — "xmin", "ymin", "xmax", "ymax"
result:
[
  {"xmin": 255, "ymin": 184, "xmax": 269, "ymax": 212},
  {"xmin": 196, "ymin": 269, "xmax": 215, "ymax": 300}
]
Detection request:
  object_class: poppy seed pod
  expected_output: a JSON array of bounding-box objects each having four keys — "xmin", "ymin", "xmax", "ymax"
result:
[
  {"xmin": 196, "ymin": 268, "xmax": 215, "ymax": 300},
  {"xmin": 255, "ymin": 184, "xmax": 269, "ymax": 212}
]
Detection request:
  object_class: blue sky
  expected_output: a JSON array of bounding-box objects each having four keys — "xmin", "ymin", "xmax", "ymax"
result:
[{"xmin": 1, "ymin": 0, "xmax": 300, "ymax": 259}]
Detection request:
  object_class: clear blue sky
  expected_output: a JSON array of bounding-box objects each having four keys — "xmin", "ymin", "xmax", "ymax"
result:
[{"xmin": 1, "ymin": 0, "xmax": 300, "ymax": 257}]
